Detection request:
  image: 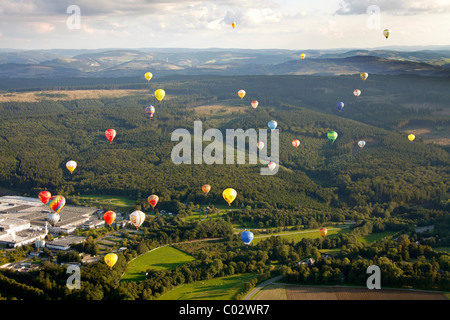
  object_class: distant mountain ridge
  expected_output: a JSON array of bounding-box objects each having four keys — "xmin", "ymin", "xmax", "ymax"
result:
[{"xmin": 0, "ymin": 47, "xmax": 449, "ymax": 79}]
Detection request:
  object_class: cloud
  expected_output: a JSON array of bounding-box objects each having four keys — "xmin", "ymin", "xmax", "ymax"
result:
[{"xmin": 335, "ymin": 0, "xmax": 450, "ymax": 15}]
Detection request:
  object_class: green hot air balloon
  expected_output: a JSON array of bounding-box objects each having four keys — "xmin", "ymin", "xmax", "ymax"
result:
[{"xmin": 327, "ymin": 131, "xmax": 338, "ymax": 143}]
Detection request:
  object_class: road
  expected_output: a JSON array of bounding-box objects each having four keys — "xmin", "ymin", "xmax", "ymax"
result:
[{"xmin": 243, "ymin": 275, "xmax": 283, "ymax": 300}]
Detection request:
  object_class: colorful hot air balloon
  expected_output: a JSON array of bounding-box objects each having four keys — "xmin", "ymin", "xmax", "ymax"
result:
[
  {"xmin": 46, "ymin": 212, "xmax": 60, "ymax": 227},
  {"xmin": 144, "ymin": 72, "xmax": 153, "ymax": 82},
  {"xmin": 268, "ymin": 161, "xmax": 276, "ymax": 172},
  {"xmin": 103, "ymin": 211, "xmax": 116, "ymax": 226},
  {"xmin": 66, "ymin": 160, "xmax": 77, "ymax": 174},
  {"xmin": 251, "ymin": 100, "xmax": 258, "ymax": 109},
  {"xmin": 105, "ymin": 129, "xmax": 116, "ymax": 143},
  {"xmin": 358, "ymin": 140, "xmax": 366, "ymax": 149},
  {"xmin": 300, "ymin": 53, "xmax": 306, "ymax": 60},
  {"xmin": 202, "ymin": 184, "xmax": 211, "ymax": 195},
  {"xmin": 319, "ymin": 227, "xmax": 327, "ymax": 238},
  {"xmin": 383, "ymin": 29, "xmax": 391, "ymax": 39},
  {"xmin": 130, "ymin": 210, "xmax": 145, "ymax": 229},
  {"xmin": 154, "ymin": 89, "xmax": 165, "ymax": 101},
  {"xmin": 268, "ymin": 120, "xmax": 277, "ymax": 131},
  {"xmin": 327, "ymin": 131, "xmax": 338, "ymax": 143},
  {"xmin": 238, "ymin": 90, "xmax": 246, "ymax": 99},
  {"xmin": 48, "ymin": 195, "xmax": 66, "ymax": 214},
  {"xmin": 148, "ymin": 194, "xmax": 159, "ymax": 209},
  {"xmin": 408, "ymin": 134, "xmax": 415, "ymax": 142},
  {"xmin": 38, "ymin": 191, "xmax": 52, "ymax": 205},
  {"xmin": 241, "ymin": 231, "xmax": 254, "ymax": 246},
  {"xmin": 360, "ymin": 72, "xmax": 368, "ymax": 82},
  {"xmin": 223, "ymin": 188, "xmax": 237, "ymax": 206},
  {"xmin": 104, "ymin": 253, "xmax": 118, "ymax": 269},
  {"xmin": 232, "ymin": 21, "xmax": 236, "ymax": 29},
  {"xmin": 145, "ymin": 105, "xmax": 155, "ymax": 119},
  {"xmin": 337, "ymin": 102, "xmax": 345, "ymax": 112},
  {"xmin": 257, "ymin": 141, "xmax": 265, "ymax": 150},
  {"xmin": 353, "ymin": 89, "xmax": 361, "ymax": 97},
  {"xmin": 292, "ymin": 139, "xmax": 300, "ymax": 148}
]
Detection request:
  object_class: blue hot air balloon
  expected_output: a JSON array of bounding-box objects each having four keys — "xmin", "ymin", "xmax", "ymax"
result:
[
  {"xmin": 268, "ymin": 120, "xmax": 277, "ymax": 131},
  {"xmin": 241, "ymin": 231, "xmax": 254, "ymax": 245},
  {"xmin": 337, "ymin": 102, "xmax": 344, "ymax": 112}
]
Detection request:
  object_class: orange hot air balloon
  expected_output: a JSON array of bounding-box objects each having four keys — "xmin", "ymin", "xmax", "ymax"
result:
[
  {"xmin": 38, "ymin": 191, "xmax": 52, "ymax": 205},
  {"xmin": 319, "ymin": 227, "xmax": 328, "ymax": 238},
  {"xmin": 103, "ymin": 211, "xmax": 116, "ymax": 226},
  {"xmin": 148, "ymin": 194, "xmax": 159, "ymax": 209},
  {"xmin": 202, "ymin": 184, "xmax": 211, "ymax": 195},
  {"xmin": 105, "ymin": 129, "xmax": 116, "ymax": 143},
  {"xmin": 232, "ymin": 21, "xmax": 236, "ymax": 29},
  {"xmin": 292, "ymin": 139, "xmax": 300, "ymax": 148},
  {"xmin": 238, "ymin": 90, "xmax": 246, "ymax": 99}
]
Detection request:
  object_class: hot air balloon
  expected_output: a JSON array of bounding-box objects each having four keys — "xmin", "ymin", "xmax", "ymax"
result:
[
  {"xmin": 105, "ymin": 129, "xmax": 116, "ymax": 143},
  {"xmin": 257, "ymin": 141, "xmax": 265, "ymax": 150},
  {"xmin": 38, "ymin": 191, "xmax": 52, "ymax": 205},
  {"xmin": 300, "ymin": 53, "xmax": 305, "ymax": 59},
  {"xmin": 145, "ymin": 105, "xmax": 155, "ymax": 119},
  {"xmin": 358, "ymin": 140, "xmax": 366, "ymax": 149},
  {"xmin": 148, "ymin": 194, "xmax": 159, "ymax": 209},
  {"xmin": 383, "ymin": 29, "xmax": 391, "ymax": 39},
  {"xmin": 238, "ymin": 90, "xmax": 246, "ymax": 99},
  {"xmin": 408, "ymin": 134, "xmax": 415, "ymax": 142},
  {"xmin": 251, "ymin": 100, "xmax": 258, "ymax": 109},
  {"xmin": 144, "ymin": 72, "xmax": 153, "ymax": 82},
  {"xmin": 103, "ymin": 211, "xmax": 116, "ymax": 226},
  {"xmin": 130, "ymin": 210, "xmax": 145, "ymax": 229},
  {"xmin": 353, "ymin": 89, "xmax": 361, "ymax": 97},
  {"xmin": 292, "ymin": 139, "xmax": 300, "ymax": 148},
  {"xmin": 104, "ymin": 253, "xmax": 118, "ymax": 269},
  {"xmin": 241, "ymin": 231, "xmax": 254, "ymax": 246},
  {"xmin": 337, "ymin": 102, "xmax": 345, "ymax": 112},
  {"xmin": 360, "ymin": 72, "xmax": 368, "ymax": 82},
  {"xmin": 223, "ymin": 188, "xmax": 237, "ymax": 206},
  {"xmin": 155, "ymin": 89, "xmax": 165, "ymax": 101},
  {"xmin": 327, "ymin": 131, "xmax": 338, "ymax": 143},
  {"xmin": 319, "ymin": 227, "xmax": 327, "ymax": 238},
  {"xmin": 66, "ymin": 160, "xmax": 77, "ymax": 174},
  {"xmin": 46, "ymin": 212, "xmax": 60, "ymax": 227},
  {"xmin": 268, "ymin": 120, "xmax": 277, "ymax": 131},
  {"xmin": 232, "ymin": 21, "xmax": 236, "ymax": 29},
  {"xmin": 48, "ymin": 195, "xmax": 66, "ymax": 214},
  {"xmin": 268, "ymin": 161, "xmax": 277, "ymax": 171},
  {"xmin": 202, "ymin": 184, "xmax": 211, "ymax": 195}
]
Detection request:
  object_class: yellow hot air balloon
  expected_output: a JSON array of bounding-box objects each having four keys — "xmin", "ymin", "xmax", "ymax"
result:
[
  {"xmin": 104, "ymin": 253, "xmax": 118, "ymax": 269},
  {"xmin": 383, "ymin": 29, "xmax": 391, "ymax": 39},
  {"xmin": 300, "ymin": 53, "xmax": 305, "ymax": 60},
  {"xmin": 223, "ymin": 188, "xmax": 237, "ymax": 206},
  {"xmin": 353, "ymin": 89, "xmax": 361, "ymax": 97},
  {"xmin": 238, "ymin": 90, "xmax": 246, "ymax": 99},
  {"xmin": 66, "ymin": 160, "xmax": 77, "ymax": 174},
  {"xmin": 408, "ymin": 134, "xmax": 415, "ymax": 142},
  {"xmin": 360, "ymin": 72, "xmax": 368, "ymax": 82},
  {"xmin": 232, "ymin": 21, "xmax": 236, "ymax": 29},
  {"xmin": 144, "ymin": 72, "xmax": 153, "ymax": 82},
  {"xmin": 154, "ymin": 89, "xmax": 165, "ymax": 101},
  {"xmin": 319, "ymin": 227, "xmax": 327, "ymax": 238}
]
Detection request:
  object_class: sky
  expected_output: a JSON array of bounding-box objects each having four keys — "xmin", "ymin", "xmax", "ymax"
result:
[{"xmin": 1, "ymin": 0, "xmax": 450, "ymax": 50}]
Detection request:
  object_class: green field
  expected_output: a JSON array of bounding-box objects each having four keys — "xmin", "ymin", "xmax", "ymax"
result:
[
  {"xmin": 357, "ymin": 231, "xmax": 398, "ymax": 244},
  {"xmin": 157, "ymin": 273, "xmax": 258, "ymax": 300},
  {"xmin": 121, "ymin": 246, "xmax": 196, "ymax": 281},
  {"xmin": 435, "ymin": 247, "xmax": 450, "ymax": 254},
  {"xmin": 76, "ymin": 194, "xmax": 136, "ymax": 209}
]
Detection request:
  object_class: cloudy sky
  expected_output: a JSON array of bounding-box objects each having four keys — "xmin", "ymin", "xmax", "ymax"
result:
[{"xmin": 1, "ymin": 0, "xmax": 450, "ymax": 50}]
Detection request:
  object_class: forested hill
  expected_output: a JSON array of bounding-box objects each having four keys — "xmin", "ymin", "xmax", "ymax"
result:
[{"xmin": 0, "ymin": 74, "xmax": 448, "ymax": 221}]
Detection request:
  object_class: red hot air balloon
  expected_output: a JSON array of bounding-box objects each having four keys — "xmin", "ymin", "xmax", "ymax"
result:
[
  {"xmin": 103, "ymin": 211, "xmax": 116, "ymax": 226},
  {"xmin": 148, "ymin": 194, "xmax": 159, "ymax": 209},
  {"xmin": 38, "ymin": 191, "xmax": 52, "ymax": 205},
  {"xmin": 105, "ymin": 129, "xmax": 116, "ymax": 143}
]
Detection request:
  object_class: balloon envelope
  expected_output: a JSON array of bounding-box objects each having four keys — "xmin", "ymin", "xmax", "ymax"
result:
[
  {"xmin": 232, "ymin": 21, "xmax": 236, "ymax": 28},
  {"xmin": 383, "ymin": 29, "xmax": 391, "ymax": 39},
  {"xmin": 268, "ymin": 161, "xmax": 276, "ymax": 171},
  {"xmin": 66, "ymin": 160, "xmax": 77, "ymax": 174},
  {"xmin": 358, "ymin": 140, "xmax": 366, "ymax": 149},
  {"xmin": 202, "ymin": 184, "xmax": 211, "ymax": 195},
  {"xmin": 104, "ymin": 211, "xmax": 116, "ymax": 226},
  {"xmin": 144, "ymin": 72, "xmax": 153, "ymax": 81},
  {"xmin": 408, "ymin": 134, "xmax": 415, "ymax": 142},
  {"xmin": 238, "ymin": 90, "xmax": 246, "ymax": 99},
  {"xmin": 105, "ymin": 129, "xmax": 116, "ymax": 143},
  {"xmin": 130, "ymin": 210, "xmax": 145, "ymax": 228},
  {"xmin": 46, "ymin": 213, "xmax": 60, "ymax": 227},
  {"xmin": 154, "ymin": 89, "xmax": 165, "ymax": 101},
  {"xmin": 48, "ymin": 195, "xmax": 66, "ymax": 214},
  {"xmin": 353, "ymin": 89, "xmax": 361, "ymax": 97},
  {"xmin": 241, "ymin": 231, "xmax": 254, "ymax": 245},
  {"xmin": 320, "ymin": 227, "xmax": 327, "ymax": 238},
  {"xmin": 38, "ymin": 191, "xmax": 52, "ymax": 205},
  {"xmin": 104, "ymin": 253, "xmax": 118, "ymax": 269},
  {"xmin": 257, "ymin": 141, "xmax": 265, "ymax": 150},
  {"xmin": 360, "ymin": 72, "xmax": 368, "ymax": 81},
  {"xmin": 292, "ymin": 139, "xmax": 300, "ymax": 148},
  {"xmin": 337, "ymin": 102, "xmax": 344, "ymax": 111},
  {"xmin": 327, "ymin": 131, "xmax": 338, "ymax": 143},
  {"xmin": 223, "ymin": 188, "xmax": 237, "ymax": 206},
  {"xmin": 146, "ymin": 105, "xmax": 155, "ymax": 118},
  {"xmin": 300, "ymin": 53, "xmax": 305, "ymax": 59},
  {"xmin": 268, "ymin": 120, "xmax": 277, "ymax": 131},
  {"xmin": 251, "ymin": 100, "xmax": 258, "ymax": 108},
  {"xmin": 148, "ymin": 194, "xmax": 159, "ymax": 209}
]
